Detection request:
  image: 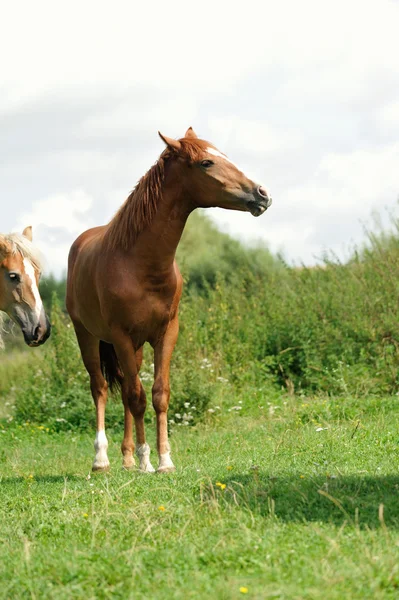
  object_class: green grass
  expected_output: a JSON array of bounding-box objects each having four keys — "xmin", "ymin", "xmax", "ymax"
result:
[
  {"xmin": 1, "ymin": 394, "xmax": 399, "ymax": 599},
  {"xmin": 0, "ymin": 350, "xmax": 42, "ymax": 419}
]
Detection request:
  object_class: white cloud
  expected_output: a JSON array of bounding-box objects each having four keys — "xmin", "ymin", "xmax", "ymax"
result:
[
  {"xmin": 1, "ymin": 0, "xmax": 399, "ymax": 276},
  {"xmin": 14, "ymin": 191, "xmax": 94, "ymax": 275},
  {"xmin": 209, "ymin": 116, "xmax": 303, "ymax": 157},
  {"xmin": 376, "ymin": 101, "xmax": 399, "ymax": 135},
  {"xmin": 210, "ymin": 142, "xmax": 399, "ymax": 263}
]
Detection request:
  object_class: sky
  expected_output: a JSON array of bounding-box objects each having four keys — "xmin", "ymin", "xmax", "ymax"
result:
[{"xmin": 1, "ymin": 0, "xmax": 399, "ymax": 276}]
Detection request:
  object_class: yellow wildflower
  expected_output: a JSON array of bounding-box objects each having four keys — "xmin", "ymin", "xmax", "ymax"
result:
[
  {"xmin": 216, "ymin": 482, "xmax": 226, "ymax": 490},
  {"xmin": 158, "ymin": 505, "xmax": 165, "ymax": 511},
  {"xmin": 226, "ymin": 466, "xmax": 233, "ymax": 470},
  {"xmin": 83, "ymin": 513, "xmax": 89, "ymax": 518},
  {"xmin": 239, "ymin": 587, "xmax": 248, "ymax": 594}
]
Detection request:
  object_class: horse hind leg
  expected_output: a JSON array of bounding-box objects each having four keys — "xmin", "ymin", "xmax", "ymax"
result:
[
  {"xmin": 121, "ymin": 373, "xmax": 155, "ymax": 473},
  {"xmin": 99, "ymin": 341, "xmax": 135, "ymax": 470},
  {"xmin": 74, "ymin": 324, "xmax": 110, "ymax": 472},
  {"xmin": 113, "ymin": 335, "xmax": 155, "ymax": 472}
]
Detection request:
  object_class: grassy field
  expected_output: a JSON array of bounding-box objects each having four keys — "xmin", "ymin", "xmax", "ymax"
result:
[
  {"xmin": 2, "ymin": 214, "xmax": 399, "ymax": 598},
  {"xmin": 1, "ymin": 393, "xmax": 399, "ymax": 599}
]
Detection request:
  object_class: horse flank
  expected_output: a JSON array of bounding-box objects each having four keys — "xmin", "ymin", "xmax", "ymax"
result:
[{"xmin": 104, "ymin": 139, "xmax": 211, "ymax": 251}]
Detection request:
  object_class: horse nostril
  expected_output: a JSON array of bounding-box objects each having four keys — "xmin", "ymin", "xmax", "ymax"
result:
[
  {"xmin": 33, "ymin": 325, "xmax": 40, "ymax": 341},
  {"xmin": 257, "ymin": 186, "xmax": 269, "ymax": 199}
]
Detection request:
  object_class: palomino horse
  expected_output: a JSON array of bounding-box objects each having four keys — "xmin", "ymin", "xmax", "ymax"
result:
[
  {"xmin": 66, "ymin": 128, "xmax": 272, "ymax": 473},
  {"xmin": 0, "ymin": 227, "xmax": 51, "ymax": 348}
]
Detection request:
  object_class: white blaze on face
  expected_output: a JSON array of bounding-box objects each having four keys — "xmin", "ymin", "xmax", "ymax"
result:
[
  {"xmin": 23, "ymin": 258, "xmax": 43, "ymax": 319},
  {"xmin": 206, "ymin": 147, "xmax": 271, "ymax": 203},
  {"xmin": 206, "ymin": 147, "xmax": 241, "ymax": 171}
]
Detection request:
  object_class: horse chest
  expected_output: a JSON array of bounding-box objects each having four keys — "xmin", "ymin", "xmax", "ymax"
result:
[{"xmin": 139, "ymin": 293, "xmax": 173, "ymax": 326}]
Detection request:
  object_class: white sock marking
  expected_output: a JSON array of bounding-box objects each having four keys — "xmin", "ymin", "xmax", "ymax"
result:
[
  {"xmin": 93, "ymin": 429, "xmax": 109, "ymax": 469},
  {"xmin": 136, "ymin": 443, "xmax": 155, "ymax": 473},
  {"xmin": 158, "ymin": 451, "xmax": 175, "ymax": 471},
  {"xmin": 157, "ymin": 441, "xmax": 175, "ymax": 472}
]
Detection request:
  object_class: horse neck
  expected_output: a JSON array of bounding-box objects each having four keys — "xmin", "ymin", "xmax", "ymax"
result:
[{"xmin": 130, "ymin": 185, "xmax": 194, "ymax": 272}]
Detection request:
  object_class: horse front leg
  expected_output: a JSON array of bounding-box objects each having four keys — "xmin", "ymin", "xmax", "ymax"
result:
[
  {"xmin": 152, "ymin": 316, "xmax": 179, "ymax": 473},
  {"xmin": 73, "ymin": 324, "xmax": 110, "ymax": 472}
]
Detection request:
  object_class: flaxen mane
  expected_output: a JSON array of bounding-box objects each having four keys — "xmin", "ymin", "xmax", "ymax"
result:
[
  {"xmin": 0, "ymin": 233, "xmax": 43, "ymax": 273},
  {"xmin": 104, "ymin": 138, "xmax": 212, "ymax": 251}
]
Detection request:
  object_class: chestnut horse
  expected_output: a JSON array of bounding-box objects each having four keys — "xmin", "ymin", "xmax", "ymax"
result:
[
  {"xmin": 0, "ymin": 227, "xmax": 51, "ymax": 348},
  {"xmin": 66, "ymin": 128, "xmax": 272, "ymax": 473}
]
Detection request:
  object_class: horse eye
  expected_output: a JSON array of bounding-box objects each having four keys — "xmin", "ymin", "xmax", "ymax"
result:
[
  {"xmin": 8, "ymin": 272, "xmax": 20, "ymax": 283},
  {"xmin": 200, "ymin": 160, "xmax": 214, "ymax": 168}
]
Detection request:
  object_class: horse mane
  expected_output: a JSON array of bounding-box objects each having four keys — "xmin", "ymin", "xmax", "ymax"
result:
[
  {"xmin": 0, "ymin": 233, "xmax": 43, "ymax": 273},
  {"xmin": 104, "ymin": 138, "xmax": 211, "ymax": 251}
]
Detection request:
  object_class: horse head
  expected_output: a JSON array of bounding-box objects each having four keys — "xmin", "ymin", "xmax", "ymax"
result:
[
  {"xmin": 159, "ymin": 127, "xmax": 272, "ymax": 217},
  {"xmin": 0, "ymin": 227, "xmax": 51, "ymax": 347}
]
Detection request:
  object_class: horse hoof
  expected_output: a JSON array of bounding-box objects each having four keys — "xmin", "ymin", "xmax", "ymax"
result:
[
  {"xmin": 122, "ymin": 458, "xmax": 136, "ymax": 470},
  {"xmin": 122, "ymin": 463, "xmax": 135, "ymax": 471},
  {"xmin": 92, "ymin": 462, "xmax": 110, "ymax": 472},
  {"xmin": 139, "ymin": 464, "xmax": 156, "ymax": 474},
  {"xmin": 157, "ymin": 465, "xmax": 176, "ymax": 474}
]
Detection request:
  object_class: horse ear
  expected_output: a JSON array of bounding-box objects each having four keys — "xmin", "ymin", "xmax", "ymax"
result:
[
  {"xmin": 158, "ymin": 132, "xmax": 182, "ymax": 152},
  {"xmin": 22, "ymin": 226, "xmax": 33, "ymax": 241},
  {"xmin": 184, "ymin": 127, "xmax": 198, "ymax": 139}
]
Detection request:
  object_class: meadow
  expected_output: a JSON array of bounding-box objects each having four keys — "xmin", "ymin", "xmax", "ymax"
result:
[
  {"xmin": 1, "ymin": 396, "xmax": 399, "ymax": 599},
  {"xmin": 1, "ymin": 212, "xmax": 399, "ymax": 598}
]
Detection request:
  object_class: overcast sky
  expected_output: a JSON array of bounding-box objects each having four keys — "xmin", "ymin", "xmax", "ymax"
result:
[{"xmin": 1, "ymin": 0, "xmax": 399, "ymax": 276}]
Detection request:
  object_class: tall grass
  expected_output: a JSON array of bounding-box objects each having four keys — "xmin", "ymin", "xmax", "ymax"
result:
[
  {"xmin": 177, "ymin": 216, "xmax": 399, "ymax": 396},
  {"xmin": 181, "ymin": 242, "xmax": 399, "ymax": 395}
]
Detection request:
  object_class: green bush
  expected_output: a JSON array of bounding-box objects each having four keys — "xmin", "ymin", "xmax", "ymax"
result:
[
  {"xmin": 13, "ymin": 294, "xmax": 93, "ymax": 430},
  {"xmin": 177, "ymin": 230, "xmax": 399, "ymax": 396}
]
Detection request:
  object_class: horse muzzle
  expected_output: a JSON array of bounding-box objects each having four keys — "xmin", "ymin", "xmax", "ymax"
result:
[
  {"xmin": 247, "ymin": 186, "xmax": 272, "ymax": 217},
  {"xmin": 23, "ymin": 316, "xmax": 52, "ymax": 347}
]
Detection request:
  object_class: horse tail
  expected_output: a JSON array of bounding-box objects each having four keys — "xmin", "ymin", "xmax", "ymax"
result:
[{"xmin": 99, "ymin": 341, "xmax": 123, "ymax": 393}]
